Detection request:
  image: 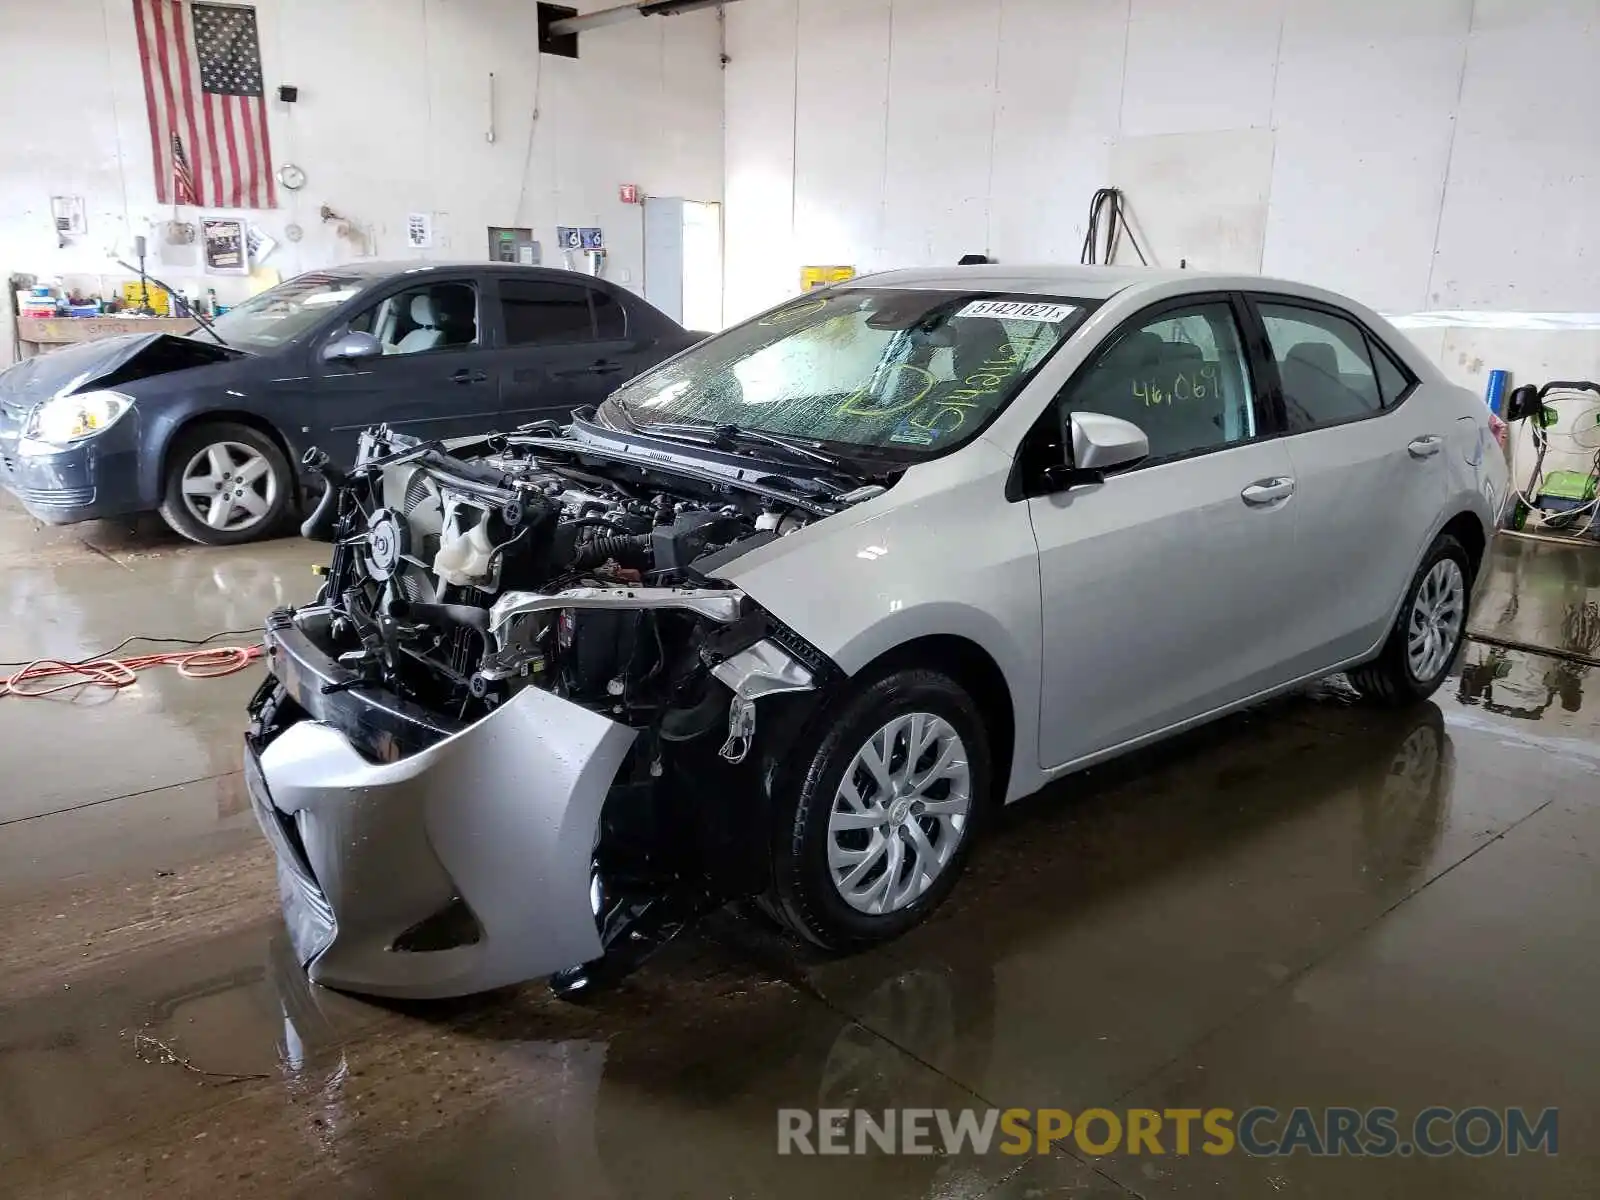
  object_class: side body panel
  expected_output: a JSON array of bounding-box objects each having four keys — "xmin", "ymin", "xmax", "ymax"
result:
[
  {"xmin": 719, "ymin": 438, "xmax": 1047, "ymax": 803},
  {"xmin": 1275, "ymin": 383, "xmax": 1454, "ymax": 670},
  {"xmin": 1027, "ymin": 438, "xmax": 1302, "ymax": 768}
]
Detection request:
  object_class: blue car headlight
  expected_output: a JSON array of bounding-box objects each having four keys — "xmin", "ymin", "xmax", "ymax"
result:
[{"xmin": 23, "ymin": 389, "xmax": 134, "ymax": 447}]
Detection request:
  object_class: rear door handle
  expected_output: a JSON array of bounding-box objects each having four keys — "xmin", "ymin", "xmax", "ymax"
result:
[
  {"xmin": 552, "ymin": 360, "xmax": 626, "ymax": 380},
  {"xmin": 1408, "ymin": 434, "xmax": 1444, "ymax": 458},
  {"xmin": 452, "ymin": 369, "xmax": 489, "ymax": 385},
  {"xmin": 1241, "ymin": 477, "xmax": 1296, "ymax": 506}
]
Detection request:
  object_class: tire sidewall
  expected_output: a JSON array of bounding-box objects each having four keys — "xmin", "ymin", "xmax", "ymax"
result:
[
  {"xmin": 776, "ymin": 669, "xmax": 991, "ymax": 948},
  {"xmin": 160, "ymin": 423, "xmax": 292, "ymax": 546}
]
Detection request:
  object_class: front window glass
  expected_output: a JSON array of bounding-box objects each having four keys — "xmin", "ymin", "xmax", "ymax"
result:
[
  {"xmin": 353, "ymin": 282, "xmax": 479, "ymax": 355},
  {"xmin": 1056, "ymin": 302, "xmax": 1256, "ymax": 462},
  {"xmin": 605, "ymin": 290, "xmax": 1089, "ymax": 458},
  {"xmin": 207, "ymin": 272, "xmax": 372, "ymax": 350}
]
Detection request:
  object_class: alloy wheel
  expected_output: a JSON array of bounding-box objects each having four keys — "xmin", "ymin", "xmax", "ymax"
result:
[
  {"xmin": 828, "ymin": 712, "xmax": 972, "ymax": 915},
  {"xmin": 179, "ymin": 441, "xmax": 278, "ymax": 534},
  {"xmin": 1407, "ymin": 558, "xmax": 1466, "ymax": 682}
]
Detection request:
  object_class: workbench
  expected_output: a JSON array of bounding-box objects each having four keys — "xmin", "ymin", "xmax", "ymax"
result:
[{"xmin": 16, "ymin": 316, "xmax": 198, "ymax": 358}]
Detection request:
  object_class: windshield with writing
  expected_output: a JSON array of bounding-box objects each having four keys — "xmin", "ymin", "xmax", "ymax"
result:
[
  {"xmin": 207, "ymin": 272, "xmax": 373, "ymax": 350},
  {"xmin": 604, "ymin": 289, "xmax": 1089, "ymax": 459}
]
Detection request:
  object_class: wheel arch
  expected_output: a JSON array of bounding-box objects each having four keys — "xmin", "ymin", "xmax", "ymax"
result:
[
  {"xmin": 846, "ymin": 633, "xmax": 1017, "ymax": 813},
  {"xmin": 1437, "ymin": 508, "xmax": 1488, "ymax": 583},
  {"xmin": 157, "ymin": 410, "xmax": 303, "ymax": 509}
]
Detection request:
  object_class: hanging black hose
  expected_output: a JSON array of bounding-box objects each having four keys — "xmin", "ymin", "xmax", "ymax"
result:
[
  {"xmin": 572, "ymin": 534, "xmax": 652, "ymax": 570},
  {"xmin": 1080, "ymin": 187, "xmax": 1150, "ymax": 267}
]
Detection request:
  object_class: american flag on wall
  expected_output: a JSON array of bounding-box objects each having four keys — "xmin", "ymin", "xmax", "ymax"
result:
[{"xmin": 134, "ymin": 1, "xmax": 277, "ymax": 209}]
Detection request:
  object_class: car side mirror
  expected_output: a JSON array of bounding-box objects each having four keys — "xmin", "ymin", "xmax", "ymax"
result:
[
  {"xmin": 1502, "ymin": 384, "xmax": 1542, "ymax": 423},
  {"xmin": 322, "ymin": 330, "xmax": 383, "ymax": 364},
  {"xmin": 1062, "ymin": 411, "xmax": 1149, "ymax": 472},
  {"xmin": 1036, "ymin": 411, "xmax": 1148, "ymax": 495}
]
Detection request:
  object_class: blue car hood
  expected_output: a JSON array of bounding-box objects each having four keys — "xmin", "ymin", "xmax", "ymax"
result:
[{"xmin": 0, "ymin": 332, "xmax": 240, "ymax": 415}]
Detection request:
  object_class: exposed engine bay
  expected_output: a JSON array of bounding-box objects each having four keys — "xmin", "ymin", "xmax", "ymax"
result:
[
  {"xmin": 297, "ymin": 422, "xmax": 849, "ymax": 727},
  {"xmin": 248, "ymin": 416, "xmax": 884, "ymax": 997}
]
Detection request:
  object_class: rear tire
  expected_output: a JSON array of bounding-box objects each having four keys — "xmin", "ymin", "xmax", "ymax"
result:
[
  {"xmin": 765, "ymin": 668, "xmax": 991, "ymax": 952},
  {"xmin": 158, "ymin": 422, "xmax": 292, "ymax": 546},
  {"xmin": 1349, "ymin": 533, "xmax": 1473, "ymax": 706}
]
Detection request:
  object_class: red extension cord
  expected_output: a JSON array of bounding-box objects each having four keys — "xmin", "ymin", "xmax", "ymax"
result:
[{"xmin": 0, "ymin": 644, "xmax": 263, "ymax": 699}]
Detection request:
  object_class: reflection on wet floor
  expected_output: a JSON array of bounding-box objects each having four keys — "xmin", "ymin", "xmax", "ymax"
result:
[
  {"xmin": 1459, "ymin": 534, "xmax": 1600, "ymax": 736},
  {"xmin": 1, "ymin": 505, "xmax": 1598, "ymax": 1198},
  {"xmin": 1469, "ymin": 533, "xmax": 1600, "ymax": 663}
]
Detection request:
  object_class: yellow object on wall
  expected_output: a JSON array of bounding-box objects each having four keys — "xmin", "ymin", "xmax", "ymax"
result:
[
  {"xmin": 800, "ymin": 265, "xmax": 856, "ymax": 293},
  {"xmin": 120, "ymin": 280, "xmax": 171, "ymax": 314}
]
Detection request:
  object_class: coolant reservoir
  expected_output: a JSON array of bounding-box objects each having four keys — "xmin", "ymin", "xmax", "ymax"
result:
[{"xmin": 434, "ymin": 521, "xmax": 497, "ymax": 587}]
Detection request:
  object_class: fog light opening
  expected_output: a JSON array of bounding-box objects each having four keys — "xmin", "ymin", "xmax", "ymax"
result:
[{"xmin": 389, "ymin": 895, "xmax": 483, "ymax": 953}]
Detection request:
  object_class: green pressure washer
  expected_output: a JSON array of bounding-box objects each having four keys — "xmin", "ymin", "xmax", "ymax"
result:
[{"xmin": 1502, "ymin": 380, "xmax": 1600, "ymax": 534}]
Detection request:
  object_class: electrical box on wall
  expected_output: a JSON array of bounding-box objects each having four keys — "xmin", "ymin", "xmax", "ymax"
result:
[{"xmin": 489, "ymin": 226, "xmax": 540, "ymax": 265}]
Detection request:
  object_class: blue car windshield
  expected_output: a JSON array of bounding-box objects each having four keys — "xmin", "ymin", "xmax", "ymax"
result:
[
  {"xmin": 605, "ymin": 289, "xmax": 1091, "ymax": 459},
  {"xmin": 206, "ymin": 272, "xmax": 374, "ymax": 350}
]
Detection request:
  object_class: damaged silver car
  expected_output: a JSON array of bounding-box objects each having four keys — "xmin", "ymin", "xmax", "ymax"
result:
[{"xmin": 246, "ymin": 267, "xmax": 1504, "ymax": 999}]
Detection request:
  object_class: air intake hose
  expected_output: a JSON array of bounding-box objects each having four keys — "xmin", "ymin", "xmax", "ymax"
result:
[
  {"xmin": 299, "ymin": 447, "xmax": 348, "ymax": 543},
  {"xmin": 572, "ymin": 534, "xmax": 652, "ymax": 570}
]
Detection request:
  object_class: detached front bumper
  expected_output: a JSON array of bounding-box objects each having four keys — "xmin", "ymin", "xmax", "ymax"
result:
[{"xmin": 246, "ymin": 611, "xmax": 636, "ymax": 1000}]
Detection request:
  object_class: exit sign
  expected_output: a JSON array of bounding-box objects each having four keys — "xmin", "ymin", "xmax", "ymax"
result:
[{"xmin": 619, "ymin": 183, "xmax": 640, "ymax": 204}]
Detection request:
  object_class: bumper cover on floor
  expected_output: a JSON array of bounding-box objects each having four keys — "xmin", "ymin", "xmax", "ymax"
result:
[{"xmin": 246, "ymin": 624, "xmax": 638, "ymax": 1000}]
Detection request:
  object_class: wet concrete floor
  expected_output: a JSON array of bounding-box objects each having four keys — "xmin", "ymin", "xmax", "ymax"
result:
[{"xmin": 2, "ymin": 497, "xmax": 1598, "ymax": 1198}]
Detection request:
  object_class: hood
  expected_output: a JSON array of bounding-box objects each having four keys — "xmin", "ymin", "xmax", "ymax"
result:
[{"xmin": 0, "ymin": 333, "xmax": 241, "ymax": 414}]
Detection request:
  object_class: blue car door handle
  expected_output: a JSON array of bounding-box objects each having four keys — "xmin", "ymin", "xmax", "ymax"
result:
[
  {"xmin": 553, "ymin": 360, "xmax": 625, "ymax": 379},
  {"xmin": 452, "ymin": 368, "xmax": 489, "ymax": 384}
]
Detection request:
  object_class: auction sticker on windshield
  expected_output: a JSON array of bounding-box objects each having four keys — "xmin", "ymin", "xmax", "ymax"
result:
[{"xmin": 959, "ymin": 300, "xmax": 1080, "ymax": 323}]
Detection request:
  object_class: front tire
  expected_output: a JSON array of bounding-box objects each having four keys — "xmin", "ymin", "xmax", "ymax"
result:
[
  {"xmin": 158, "ymin": 422, "xmax": 292, "ymax": 546},
  {"xmin": 1349, "ymin": 533, "xmax": 1473, "ymax": 706},
  {"xmin": 766, "ymin": 668, "xmax": 991, "ymax": 952}
]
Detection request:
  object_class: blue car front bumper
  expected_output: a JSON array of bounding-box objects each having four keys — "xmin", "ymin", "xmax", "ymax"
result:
[{"xmin": 0, "ymin": 407, "xmax": 145, "ymax": 524}]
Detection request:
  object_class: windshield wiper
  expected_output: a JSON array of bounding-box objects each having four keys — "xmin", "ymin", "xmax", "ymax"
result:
[
  {"xmin": 644, "ymin": 421, "xmax": 847, "ymax": 470},
  {"xmin": 114, "ymin": 259, "xmax": 229, "ymax": 347}
]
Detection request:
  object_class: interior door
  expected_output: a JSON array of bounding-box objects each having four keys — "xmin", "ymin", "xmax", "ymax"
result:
[
  {"xmin": 1029, "ymin": 296, "xmax": 1303, "ymax": 769},
  {"xmin": 1248, "ymin": 297, "xmax": 1450, "ymax": 670},
  {"xmin": 309, "ymin": 274, "xmax": 497, "ymax": 460},
  {"xmin": 493, "ymin": 277, "xmax": 638, "ymax": 427}
]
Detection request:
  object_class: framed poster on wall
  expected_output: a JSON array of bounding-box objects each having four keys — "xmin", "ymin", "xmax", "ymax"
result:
[{"xmin": 202, "ymin": 217, "xmax": 248, "ymax": 274}]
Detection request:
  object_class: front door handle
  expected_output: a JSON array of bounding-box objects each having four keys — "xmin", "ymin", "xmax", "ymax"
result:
[
  {"xmin": 452, "ymin": 369, "xmax": 489, "ymax": 385},
  {"xmin": 1408, "ymin": 435, "xmax": 1444, "ymax": 459},
  {"xmin": 1241, "ymin": 477, "xmax": 1296, "ymax": 506}
]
